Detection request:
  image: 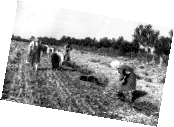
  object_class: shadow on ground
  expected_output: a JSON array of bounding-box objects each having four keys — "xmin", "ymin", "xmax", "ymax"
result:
[
  {"xmin": 38, "ymin": 67, "xmax": 52, "ymax": 71},
  {"xmin": 79, "ymin": 74, "xmax": 109, "ymax": 87},
  {"xmin": 132, "ymin": 90, "xmax": 148, "ymax": 102},
  {"xmin": 116, "ymin": 90, "xmax": 148, "ymax": 102},
  {"xmin": 116, "ymin": 90, "xmax": 159, "ymax": 116},
  {"xmin": 63, "ymin": 61, "xmax": 94, "ymax": 75}
]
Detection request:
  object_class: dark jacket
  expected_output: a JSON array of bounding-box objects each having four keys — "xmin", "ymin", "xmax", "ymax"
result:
[
  {"xmin": 118, "ymin": 65, "xmax": 136, "ymax": 91},
  {"xmin": 51, "ymin": 52, "xmax": 61, "ymax": 69}
]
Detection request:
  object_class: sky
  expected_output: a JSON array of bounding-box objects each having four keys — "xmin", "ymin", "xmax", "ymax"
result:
[{"xmin": 13, "ymin": 1, "xmax": 172, "ymax": 42}]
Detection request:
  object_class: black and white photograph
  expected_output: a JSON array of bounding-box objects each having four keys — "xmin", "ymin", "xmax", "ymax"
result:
[{"xmin": 1, "ymin": 1, "xmax": 173, "ymax": 126}]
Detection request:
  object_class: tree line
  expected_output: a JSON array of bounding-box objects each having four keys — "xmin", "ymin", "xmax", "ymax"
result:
[{"xmin": 12, "ymin": 24, "xmax": 173, "ymax": 58}]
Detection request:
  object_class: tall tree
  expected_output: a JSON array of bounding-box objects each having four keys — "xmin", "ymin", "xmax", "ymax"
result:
[
  {"xmin": 133, "ymin": 24, "xmax": 159, "ymax": 48},
  {"xmin": 169, "ymin": 29, "xmax": 173, "ymax": 48},
  {"xmin": 99, "ymin": 37, "xmax": 111, "ymax": 48},
  {"xmin": 132, "ymin": 25, "xmax": 144, "ymax": 46},
  {"xmin": 169, "ymin": 29, "xmax": 173, "ymax": 38},
  {"xmin": 144, "ymin": 24, "xmax": 160, "ymax": 47}
]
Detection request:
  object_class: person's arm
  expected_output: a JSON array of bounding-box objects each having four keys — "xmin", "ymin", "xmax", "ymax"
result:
[
  {"xmin": 119, "ymin": 73, "xmax": 124, "ymax": 81},
  {"xmin": 28, "ymin": 44, "xmax": 32, "ymax": 54},
  {"xmin": 118, "ymin": 68, "xmax": 124, "ymax": 81}
]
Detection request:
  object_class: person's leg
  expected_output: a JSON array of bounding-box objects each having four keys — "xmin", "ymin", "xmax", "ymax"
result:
[{"xmin": 35, "ymin": 63, "xmax": 38, "ymax": 71}]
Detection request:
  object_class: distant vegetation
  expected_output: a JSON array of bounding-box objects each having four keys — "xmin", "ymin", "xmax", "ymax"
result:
[{"xmin": 12, "ymin": 24, "xmax": 173, "ymax": 63}]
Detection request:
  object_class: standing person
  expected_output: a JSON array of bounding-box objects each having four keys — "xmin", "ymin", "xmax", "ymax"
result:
[
  {"xmin": 117, "ymin": 64, "xmax": 137, "ymax": 102},
  {"xmin": 26, "ymin": 37, "xmax": 42, "ymax": 71},
  {"xmin": 64, "ymin": 43, "xmax": 72, "ymax": 62}
]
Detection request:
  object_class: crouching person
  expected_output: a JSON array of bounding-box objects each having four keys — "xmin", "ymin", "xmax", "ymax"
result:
[
  {"xmin": 51, "ymin": 48, "xmax": 64, "ymax": 70},
  {"xmin": 117, "ymin": 64, "xmax": 137, "ymax": 102}
]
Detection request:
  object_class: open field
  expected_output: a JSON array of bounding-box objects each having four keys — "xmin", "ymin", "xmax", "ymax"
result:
[{"xmin": 2, "ymin": 40, "xmax": 167, "ymax": 126}]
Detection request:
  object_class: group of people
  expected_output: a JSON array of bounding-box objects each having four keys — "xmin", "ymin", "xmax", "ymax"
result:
[
  {"xmin": 26, "ymin": 37, "xmax": 72, "ymax": 71},
  {"xmin": 26, "ymin": 37, "xmax": 137, "ymax": 102}
]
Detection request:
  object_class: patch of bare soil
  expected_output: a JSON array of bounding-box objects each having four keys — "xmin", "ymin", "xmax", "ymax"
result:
[{"xmin": 2, "ymin": 40, "xmax": 165, "ymax": 126}]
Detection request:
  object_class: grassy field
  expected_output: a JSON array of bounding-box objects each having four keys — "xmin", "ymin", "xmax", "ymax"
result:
[{"xmin": 2, "ymin": 40, "xmax": 167, "ymax": 126}]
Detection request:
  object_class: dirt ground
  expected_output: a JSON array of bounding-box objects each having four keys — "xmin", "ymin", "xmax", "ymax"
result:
[{"xmin": 2, "ymin": 40, "xmax": 167, "ymax": 126}]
